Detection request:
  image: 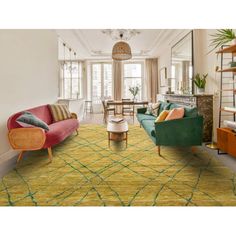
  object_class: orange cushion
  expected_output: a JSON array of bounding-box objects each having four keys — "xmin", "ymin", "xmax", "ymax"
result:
[
  {"xmin": 165, "ymin": 107, "xmax": 184, "ymax": 121},
  {"xmin": 155, "ymin": 110, "xmax": 170, "ymax": 122}
]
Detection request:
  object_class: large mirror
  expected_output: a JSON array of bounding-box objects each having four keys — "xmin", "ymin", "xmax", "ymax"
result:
[{"xmin": 171, "ymin": 31, "xmax": 194, "ymax": 94}]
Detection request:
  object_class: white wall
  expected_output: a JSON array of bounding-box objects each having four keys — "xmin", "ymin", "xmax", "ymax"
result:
[{"xmin": 0, "ymin": 30, "xmax": 59, "ymax": 161}]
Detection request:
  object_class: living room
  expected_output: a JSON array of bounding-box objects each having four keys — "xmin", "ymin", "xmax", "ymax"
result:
[
  {"xmin": 1, "ymin": 0, "xmax": 236, "ymax": 234},
  {"xmin": 2, "ymin": 28, "xmax": 236, "ymax": 204}
]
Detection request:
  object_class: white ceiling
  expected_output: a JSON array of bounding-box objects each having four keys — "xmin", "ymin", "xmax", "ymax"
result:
[{"xmin": 56, "ymin": 29, "xmax": 189, "ymax": 60}]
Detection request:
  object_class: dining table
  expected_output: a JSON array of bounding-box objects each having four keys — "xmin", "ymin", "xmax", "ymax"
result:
[
  {"xmin": 106, "ymin": 100, "xmax": 148, "ymax": 106},
  {"xmin": 106, "ymin": 100, "xmax": 148, "ymax": 115}
]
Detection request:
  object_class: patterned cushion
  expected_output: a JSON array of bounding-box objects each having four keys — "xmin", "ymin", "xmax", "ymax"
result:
[
  {"xmin": 49, "ymin": 104, "xmax": 71, "ymax": 122},
  {"xmin": 16, "ymin": 111, "xmax": 49, "ymax": 131},
  {"xmin": 155, "ymin": 110, "xmax": 170, "ymax": 122},
  {"xmin": 145, "ymin": 102, "xmax": 160, "ymax": 116},
  {"xmin": 165, "ymin": 107, "xmax": 184, "ymax": 121}
]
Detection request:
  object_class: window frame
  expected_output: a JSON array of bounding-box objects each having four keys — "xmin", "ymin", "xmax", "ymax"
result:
[
  {"xmin": 122, "ymin": 61, "xmax": 144, "ymax": 100},
  {"xmin": 60, "ymin": 60, "xmax": 83, "ymax": 99},
  {"xmin": 91, "ymin": 62, "xmax": 113, "ymax": 103}
]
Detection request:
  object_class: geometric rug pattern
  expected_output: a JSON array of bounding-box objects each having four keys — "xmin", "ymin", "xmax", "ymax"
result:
[{"xmin": 1, "ymin": 124, "xmax": 236, "ymax": 206}]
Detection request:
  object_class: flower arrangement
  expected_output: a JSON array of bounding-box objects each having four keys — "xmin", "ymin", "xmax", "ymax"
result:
[{"xmin": 129, "ymin": 86, "xmax": 140, "ymax": 100}]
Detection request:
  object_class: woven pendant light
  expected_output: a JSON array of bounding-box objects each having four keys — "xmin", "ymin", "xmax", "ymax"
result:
[{"xmin": 112, "ymin": 33, "xmax": 132, "ymax": 61}]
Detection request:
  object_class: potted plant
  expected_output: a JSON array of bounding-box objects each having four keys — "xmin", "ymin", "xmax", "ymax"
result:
[
  {"xmin": 193, "ymin": 73, "xmax": 208, "ymax": 94},
  {"xmin": 129, "ymin": 86, "xmax": 140, "ymax": 100},
  {"xmin": 209, "ymin": 29, "xmax": 236, "ymax": 53}
]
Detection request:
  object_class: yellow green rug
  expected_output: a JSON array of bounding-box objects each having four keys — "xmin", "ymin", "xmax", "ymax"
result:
[{"xmin": 1, "ymin": 124, "xmax": 236, "ymax": 206}]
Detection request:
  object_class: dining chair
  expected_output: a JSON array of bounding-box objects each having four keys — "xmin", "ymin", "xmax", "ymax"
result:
[
  {"xmin": 122, "ymin": 98, "xmax": 134, "ymax": 121},
  {"xmin": 102, "ymin": 100, "xmax": 115, "ymax": 123}
]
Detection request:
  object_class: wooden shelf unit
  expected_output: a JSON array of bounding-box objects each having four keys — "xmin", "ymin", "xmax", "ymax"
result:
[
  {"xmin": 221, "ymin": 108, "xmax": 236, "ymax": 114},
  {"xmin": 216, "ymin": 44, "xmax": 236, "ymax": 54},
  {"xmin": 217, "ymin": 128, "xmax": 236, "ymax": 158},
  {"xmin": 217, "ymin": 67, "xmax": 236, "ymax": 73},
  {"xmin": 217, "ymin": 44, "xmax": 236, "ymax": 156},
  {"xmin": 220, "ymin": 89, "xmax": 236, "ymax": 93}
]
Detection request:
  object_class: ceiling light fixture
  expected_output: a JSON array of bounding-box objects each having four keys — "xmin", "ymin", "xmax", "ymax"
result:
[{"xmin": 112, "ymin": 33, "xmax": 132, "ymax": 61}]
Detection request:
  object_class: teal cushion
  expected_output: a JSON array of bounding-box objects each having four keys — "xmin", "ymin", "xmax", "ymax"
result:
[
  {"xmin": 16, "ymin": 111, "xmax": 49, "ymax": 131},
  {"xmin": 184, "ymin": 107, "xmax": 198, "ymax": 117},
  {"xmin": 158, "ymin": 102, "xmax": 171, "ymax": 115},
  {"xmin": 169, "ymin": 103, "xmax": 181, "ymax": 110},
  {"xmin": 136, "ymin": 113, "xmax": 156, "ymax": 123}
]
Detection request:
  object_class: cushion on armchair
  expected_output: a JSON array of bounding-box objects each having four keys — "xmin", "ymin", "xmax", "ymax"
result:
[
  {"xmin": 49, "ymin": 104, "xmax": 71, "ymax": 122},
  {"xmin": 155, "ymin": 110, "xmax": 170, "ymax": 122},
  {"xmin": 165, "ymin": 107, "xmax": 184, "ymax": 121},
  {"xmin": 16, "ymin": 111, "xmax": 49, "ymax": 131},
  {"xmin": 145, "ymin": 102, "xmax": 160, "ymax": 116}
]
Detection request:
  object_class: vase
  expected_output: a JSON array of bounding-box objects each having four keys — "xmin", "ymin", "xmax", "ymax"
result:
[{"xmin": 197, "ymin": 88, "xmax": 205, "ymax": 94}]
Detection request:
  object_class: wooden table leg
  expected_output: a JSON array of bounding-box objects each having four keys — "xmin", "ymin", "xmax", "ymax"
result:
[
  {"xmin": 108, "ymin": 132, "xmax": 110, "ymax": 148},
  {"xmin": 126, "ymin": 132, "xmax": 128, "ymax": 148}
]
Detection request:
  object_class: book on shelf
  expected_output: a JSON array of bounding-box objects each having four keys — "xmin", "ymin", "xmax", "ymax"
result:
[
  {"xmin": 110, "ymin": 118, "xmax": 124, "ymax": 123},
  {"xmin": 223, "ymin": 120, "xmax": 236, "ymax": 131},
  {"xmin": 223, "ymin": 107, "xmax": 236, "ymax": 112}
]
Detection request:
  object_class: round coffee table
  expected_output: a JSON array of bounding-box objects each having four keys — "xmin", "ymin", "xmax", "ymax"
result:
[{"xmin": 107, "ymin": 119, "xmax": 129, "ymax": 148}]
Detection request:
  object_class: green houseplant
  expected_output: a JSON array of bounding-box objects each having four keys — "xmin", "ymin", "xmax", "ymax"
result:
[
  {"xmin": 209, "ymin": 29, "xmax": 236, "ymax": 53},
  {"xmin": 129, "ymin": 86, "xmax": 140, "ymax": 100},
  {"xmin": 193, "ymin": 73, "xmax": 208, "ymax": 94}
]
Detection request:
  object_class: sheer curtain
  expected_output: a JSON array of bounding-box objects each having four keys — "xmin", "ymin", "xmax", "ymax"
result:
[
  {"xmin": 112, "ymin": 60, "xmax": 122, "ymax": 100},
  {"xmin": 145, "ymin": 58, "xmax": 159, "ymax": 103}
]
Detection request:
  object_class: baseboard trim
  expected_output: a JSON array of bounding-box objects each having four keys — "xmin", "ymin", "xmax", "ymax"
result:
[{"xmin": 0, "ymin": 150, "xmax": 18, "ymax": 178}]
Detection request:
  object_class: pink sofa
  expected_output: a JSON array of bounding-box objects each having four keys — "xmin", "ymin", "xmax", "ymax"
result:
[{"xmin": 7, "ymin": 104, "xmax": 79, "ymax": 162}]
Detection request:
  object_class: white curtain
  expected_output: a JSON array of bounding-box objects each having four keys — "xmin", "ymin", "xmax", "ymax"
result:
[{"xmin": 145, "ymin": 58, "xmax": 159, "ymax": 103}]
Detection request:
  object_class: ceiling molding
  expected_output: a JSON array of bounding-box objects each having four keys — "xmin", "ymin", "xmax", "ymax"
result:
[
  {"xmin": 57, "ymin": 29, "xmax": 193, "ymax": 60},
  {"xmin": 152, "ymin": 29, "xmax": 191, "ymax": 57}
]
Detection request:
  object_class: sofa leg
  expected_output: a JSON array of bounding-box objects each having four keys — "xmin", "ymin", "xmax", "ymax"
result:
[
  {"xmin": 17, "ymin": 151, "xmax": 24, "ymax": 163},
  {"xmin": 157, "ymin": 146, "xmax": 161, "ymax": 156},
  {"xmin": 191, "ymin": 146, "xmax": 197, "ymax": 153},
  {"xmin": 47, "ymin": 147, "xmax": 53, "ymax": 162},
  {"xmin": 76, "ymin": 129, "xmax": 79, "ymax": 135}
]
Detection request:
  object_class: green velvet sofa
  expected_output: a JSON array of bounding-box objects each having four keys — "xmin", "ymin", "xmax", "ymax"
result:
[{"xmin": 136, "ymin": 101, "xmax": 203, "ymax": 154}]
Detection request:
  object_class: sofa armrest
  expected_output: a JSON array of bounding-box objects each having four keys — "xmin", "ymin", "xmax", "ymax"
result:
[
  {"xmin": 8, "ymin": 128, "xmax": 46, "ymax": 150},
  {"xmin": 154, "ymin": 116, "xmax": 203, "ymax": 146},
  {"xmin": 137, "ymin": 107, "xmax": 147, "ymax": 114},
  {"xmin": 71, "ymin": 112, "xmax": 78, "ymax": 119}
]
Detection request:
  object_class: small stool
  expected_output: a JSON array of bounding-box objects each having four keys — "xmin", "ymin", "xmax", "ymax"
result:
[{"xmin": 84, "ymin": 100, "xmax": 93, "ymax": 114}]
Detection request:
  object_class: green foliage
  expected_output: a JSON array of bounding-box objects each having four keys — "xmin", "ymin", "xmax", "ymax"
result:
[
  {"xmin": 209, "ymin": 29, "xmax": 235, "ymax": 53},
  {"xmin": 129, "ymin": 86, "xmax": 140, "ymax": 98},
  {"xmin": 193, "ymin": 73, "xmax": 208, "ymax": 88}
]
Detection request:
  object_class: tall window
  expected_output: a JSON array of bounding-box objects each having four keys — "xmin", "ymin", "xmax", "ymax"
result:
[
  {"xmin": 123, "ymin": 63, "xmax": 143, "ymax": 100},
  {"xmin": 61, "ymin": 61, "xmax": 82, "ymax": 99},
  {"xmin": 92, "ymin": 63, "xmax": 112, "ymax": 103}
]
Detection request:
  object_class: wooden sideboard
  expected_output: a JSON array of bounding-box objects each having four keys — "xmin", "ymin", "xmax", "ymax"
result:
[
  {"xmin": 217, "ymin": 128, "xmax": 236, "ymax": 158},
  {"xmin": 159, "ymin": 94, "xmax": 213, "ymax": 142}
]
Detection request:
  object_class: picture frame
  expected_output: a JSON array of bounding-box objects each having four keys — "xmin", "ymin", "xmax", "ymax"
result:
[{"xmin": 160, "ymin": 67, "xmax": 167, "ymax": 87}]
